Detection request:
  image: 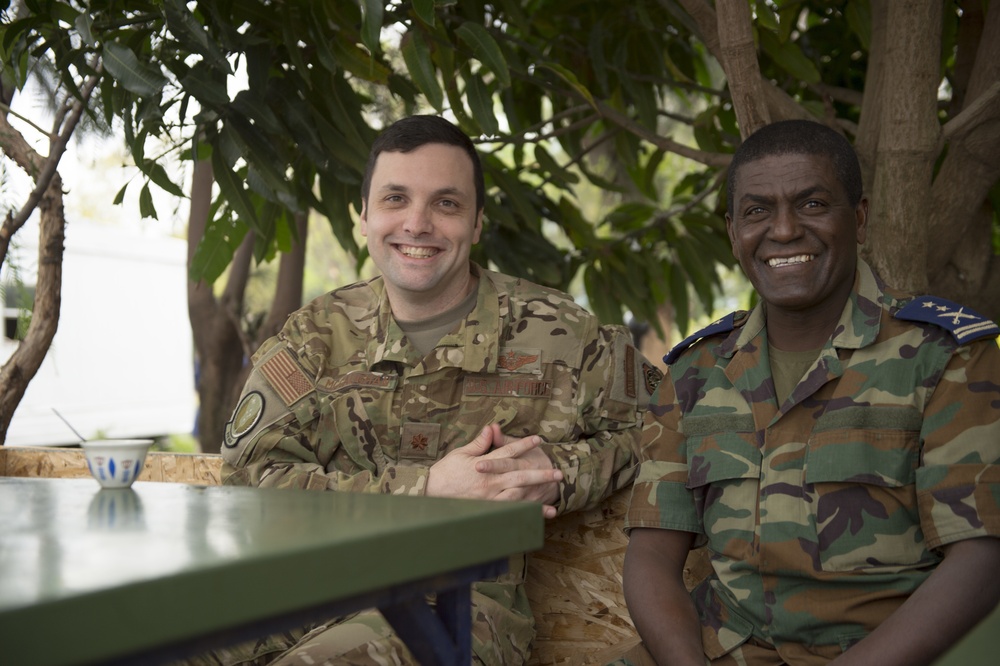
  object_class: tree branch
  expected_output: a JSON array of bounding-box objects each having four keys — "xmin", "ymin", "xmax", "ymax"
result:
[
  {"xmin": 1, "ymin": 67, "xmax": 102, "ymax": 243},
  {"xmin": 855, "ymin": 0, "xmax": 889, "ymax": 194},
  {"xmin": 0, "ymin": 102, "xmax": 52, "ymax": 137},
  {"xmin": 939, "ymin": 80, "xmax": 1000, "ymax": 149},
  {"xmin": 592, "ymin": 99, "xmax": 730, "ymax": 167},
  {"xmin": 715, "ymin": 0, "xmax": 770, "ymax": 137},
  {"xmin": 962, "ymin": 0, "xmax": 1000, "ymax": 108}
]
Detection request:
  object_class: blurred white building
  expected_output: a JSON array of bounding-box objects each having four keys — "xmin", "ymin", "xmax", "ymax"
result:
[{"xmin": 2, "ymin": 222, "xmax": 196, "ymax": 446}]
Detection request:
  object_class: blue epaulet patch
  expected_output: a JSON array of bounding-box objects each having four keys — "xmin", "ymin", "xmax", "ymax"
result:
[
  {"xmin": 664, "ymin": 312, "xmax": 739, "ymax": 365},
  {"xmin": 895, "ymin": 296, "xmax": 1000, "ymax": 344}
]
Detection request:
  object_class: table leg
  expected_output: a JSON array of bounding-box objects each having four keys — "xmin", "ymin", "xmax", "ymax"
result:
[{"xmin": 381, "ymin": 583, "xmax": 472, "ymax": 665}]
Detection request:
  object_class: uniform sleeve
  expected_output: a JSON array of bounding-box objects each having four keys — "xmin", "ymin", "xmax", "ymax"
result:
[
  {"xmin": 916, "ymin": 338, "xmax": 1000, "ymax": 548},
  {"xmin": 220, "ymin": 336, "xmax": 429, "ymax": 495},
  {"xmin": 543, "ymin": 323, "xmax": 663, "ymax": 514},
  {"xmin": 624, "ymin": 367, "xmax": 704, "ymax": 539}
]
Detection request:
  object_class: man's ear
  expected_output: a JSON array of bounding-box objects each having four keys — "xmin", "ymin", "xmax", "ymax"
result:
[
  {"xmin": 359, "ymin": 200, "xmax": 369, "ymax": 237},
  {"xmin": 856, "ymin": 196, "xmax": 869, "ymax": 245},
  {"xmin": 472, "ymin": 209, "xmax": 484, "ymax": 244},
  {"xmin": 725, "ymin": 213, "xmax": 738, "ymax": 259}
]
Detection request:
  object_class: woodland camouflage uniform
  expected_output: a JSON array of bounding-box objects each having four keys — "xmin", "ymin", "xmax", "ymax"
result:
[
  {"xmin": 625, "ymin": 259, "xmax": 1000, "ymax": 664},
  {"xmin": 217, "ymin": 262, "xmax": 660, "ymax": 665}
]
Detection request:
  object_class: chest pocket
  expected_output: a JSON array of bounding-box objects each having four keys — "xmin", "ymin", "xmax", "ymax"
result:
[
  {"xmin": 685, "ymin": 427, "xmax": 761, "ymax": 561},
  {"xmin": 461, "ymin": 363, "xmax": 573, "ymax": 441},
  {"xmin": 804, "ymin": 428, "xmax": 935, "ymax": 572},
  {"xmin": 317, "ymin": 373, "xmax": 396, "ymax": 475}
]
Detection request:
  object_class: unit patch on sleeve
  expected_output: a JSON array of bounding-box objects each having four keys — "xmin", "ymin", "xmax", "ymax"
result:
[{"xmin": 224, "ymin": 391, "xmax": 264, "ymax": 449}]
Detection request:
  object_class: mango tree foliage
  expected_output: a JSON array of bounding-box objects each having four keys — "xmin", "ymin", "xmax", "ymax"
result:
[{"xmin": 2, "ymin": 0, "xmax": 998, "ymax": 450}]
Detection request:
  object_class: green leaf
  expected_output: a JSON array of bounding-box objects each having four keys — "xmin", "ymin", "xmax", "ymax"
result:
[
  {"xmin": 604, "ymin": 202, "xmax": 657, "ymax": 232},
  {"xmin": 539, "ymin": 62, "xmax": 595, "ymax": 108},
  {"xmin": 464, "ymin": 74, "xmax": 498, "ymax": 136},
  {"xmin": 400, "ymin": 30, "xmax": 443, "ymax": 110},
  {"xmin": 329, "ymin": 36, "xmax": 392, "ymax": 84},
  {"xmin": 139, "ymin": 183, "xmax": 157, "ymax": 220},
  {"xmin": 163, "ymin": 0, "xmax": 231, "ymax": 74},
  {"xmin": 190, "ymin": 215, "xmax": 247, "ymax": 284},
  {"xmin": 584, "ymin": 264, "xmax": 621, "ymax": 325},
  {"xmin": 758, "ymin": 29, "xmax": 820, "ymax": 84},
  {"xmin": 360, "ymin": 0, "xmax": 384, "ymax": 55},
  {"xmin": 143, "ymin": 162, "xmax": 186, "ymax": 198},
  {"xmin": 412, "ymin": 0, "xmax": 436, "ymax": 25},
  {"xmin": 102, "ymin": 42, "xmax": 168, "ymax": 97},
  {"xmin": 587, "ymin": 23, "xmax": 609, "ymax": 95},
  {"xmin": 668, "ymin": 261, "xmax": 691, "ymax": 336},
  {"xmin": 534, "ymin": 145, "xmax": 579, "ymax": 189},
  {"xmin": 210, "ymin": 148, "xmax": 258, "ymax": 229},
  {"xmin": 113, "ymin": 183, "xmax": 128, "ymax": 206},
  {"xmin": 754, "ymin": 1, "xmax": 780, "ymax": 32},
  {"xmin": 455, "ymin": 22, "xmax": 510, "ymax": 88},
  {"xmin": 74, "ymin": 12, "xmax": 95, "ymax": 48},
  {"xmin": 845, "ymin": 0, "xmax": 872, "ymax": 50}
]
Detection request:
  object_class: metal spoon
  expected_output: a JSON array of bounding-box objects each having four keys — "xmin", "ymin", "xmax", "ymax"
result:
[{"xmin": 52, "ymin": 408, "xmax": 86, "ymax": 444}]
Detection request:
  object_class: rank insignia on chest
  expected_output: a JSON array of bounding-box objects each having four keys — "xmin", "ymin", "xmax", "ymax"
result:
[{"xmin": 399, "ymin": 422, "xmax": 441, "ymax": 460}]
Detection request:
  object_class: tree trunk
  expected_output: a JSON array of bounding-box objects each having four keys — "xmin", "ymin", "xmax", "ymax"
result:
[
  {"xmin": 862, "ymin": 0, "xmax": 942, "ymax": 294},
  {"xmin": 186, "ymin": 157, "xmax": 247, "ymax": 454},
  {"xmin": 925, "ymin": 2, "xmax": 1000, "ymax": 319},
  {"xmin": 186, "ymin": 157, "xmax": 310, "ymax": 453},
  {"xmin": 0, "ymin": 174, "xmax": 64, "ymax": 445}
]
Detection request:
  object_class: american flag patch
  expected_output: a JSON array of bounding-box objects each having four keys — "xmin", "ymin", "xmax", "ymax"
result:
[{"xmin": 261, "ymin": 349, "xmax": 313, "ymax": 405}]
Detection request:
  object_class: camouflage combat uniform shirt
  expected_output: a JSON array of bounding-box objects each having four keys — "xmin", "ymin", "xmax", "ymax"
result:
[
  {"xmin": 625, "ymin": 259, "xmax": 1000, "ymax": 660},
  {"xmin": 222, "ymin": 262, "xmax": 659, "ymax": 662}
]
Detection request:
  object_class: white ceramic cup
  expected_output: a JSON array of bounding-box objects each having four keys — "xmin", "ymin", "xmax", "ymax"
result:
[{"xmin": 81, "ymin": 439, "xmax": 154, "ymax": 489}]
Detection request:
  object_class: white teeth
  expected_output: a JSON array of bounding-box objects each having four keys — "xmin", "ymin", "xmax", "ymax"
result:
[
  {"xmin": 767, "ymin": 254, "xmax": 813, "ymax": 267},
  {"xmin": 399, "ymin": 246, "xmax": 437, "ymax": 258}
]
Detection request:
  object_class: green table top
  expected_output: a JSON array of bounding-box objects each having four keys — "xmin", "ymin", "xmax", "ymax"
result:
[{"xmin": 0, "ymin": 477, "xmax": 543, "ymax": 665}]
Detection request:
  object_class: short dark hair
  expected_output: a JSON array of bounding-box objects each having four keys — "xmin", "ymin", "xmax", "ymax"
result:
[
  {"xmin": 727, "ymin": 120, "xmax": 863, "ymax": 216},
  {"xmin": 361, "ymin": 115, "xmax": 485, "ymax": 212}
]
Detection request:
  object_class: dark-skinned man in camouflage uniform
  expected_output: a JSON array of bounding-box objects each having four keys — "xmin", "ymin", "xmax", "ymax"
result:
[
  {"xmin": 215, "ymin": 115, "xmax": 660, "ymax": 665},
  {"xmin": 622, "ymin": 120, "xmax": 1000, "ymax": 666}
]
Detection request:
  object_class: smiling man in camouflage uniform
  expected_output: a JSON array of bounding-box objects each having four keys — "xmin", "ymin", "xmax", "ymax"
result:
[
  {"xmin": 622, "ymin": 120, "xmax": 1000, "ymax": 666},
  {"xmin": 217, "ymin": 115, "xmax": 660, "ymax": 665}
]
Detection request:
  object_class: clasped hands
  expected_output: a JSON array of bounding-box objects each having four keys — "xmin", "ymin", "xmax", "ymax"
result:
[{"xmin": 425, "ymin": 423, "xmax": 563, "ymax": 518}]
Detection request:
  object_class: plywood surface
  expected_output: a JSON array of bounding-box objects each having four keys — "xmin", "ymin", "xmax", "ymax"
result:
[{"xmin": 0, "ymin": 447, "xmax": 222, "ymax": 485}]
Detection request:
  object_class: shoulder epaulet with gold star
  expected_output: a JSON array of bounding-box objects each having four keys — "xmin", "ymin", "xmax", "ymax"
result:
[{"xmin": 895, "ymin": 296, "xmax": 999, "ymax": 344}]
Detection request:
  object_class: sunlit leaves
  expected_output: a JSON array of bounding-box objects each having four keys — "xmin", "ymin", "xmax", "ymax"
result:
[
  {"xmin": 102, "ymin": 42, "xmax": 168, "ymax": 96},
  {"xmin": 400, "ymin": 30, "xmax": 443, "ymax": 110},
  {"xmin": 455, "ymin": 22, "xmax": 510, "ymax": 88}
]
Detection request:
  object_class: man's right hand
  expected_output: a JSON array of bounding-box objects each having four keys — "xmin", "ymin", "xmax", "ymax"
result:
[{"xmin": 425, "ymin": 424, "xmax": 563, "ymax": 518}]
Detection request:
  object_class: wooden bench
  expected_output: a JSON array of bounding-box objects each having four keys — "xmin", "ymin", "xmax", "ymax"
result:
[{"xmin": 0, "ymin": 446, "xmax": 711, "ymax": 665}]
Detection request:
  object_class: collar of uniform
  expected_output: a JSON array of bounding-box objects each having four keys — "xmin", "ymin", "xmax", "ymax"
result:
[
  {"xmin": 368, "ymin": 278, "xmax": 418, "ymax": 365},
  {"xmin": 723, "ymin": 257, "xmax": 881, "ymax": 359},
  {"xmin": 366, "ymin": 263, "xmax": 502, "ymax": 372},
  {"xmin": 829, "ymin": 257, "xmax": 881, "ymax": 351},
  {"xmin": 456, "ymin": 263, "xmax": 503, "ymax": 373}
]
